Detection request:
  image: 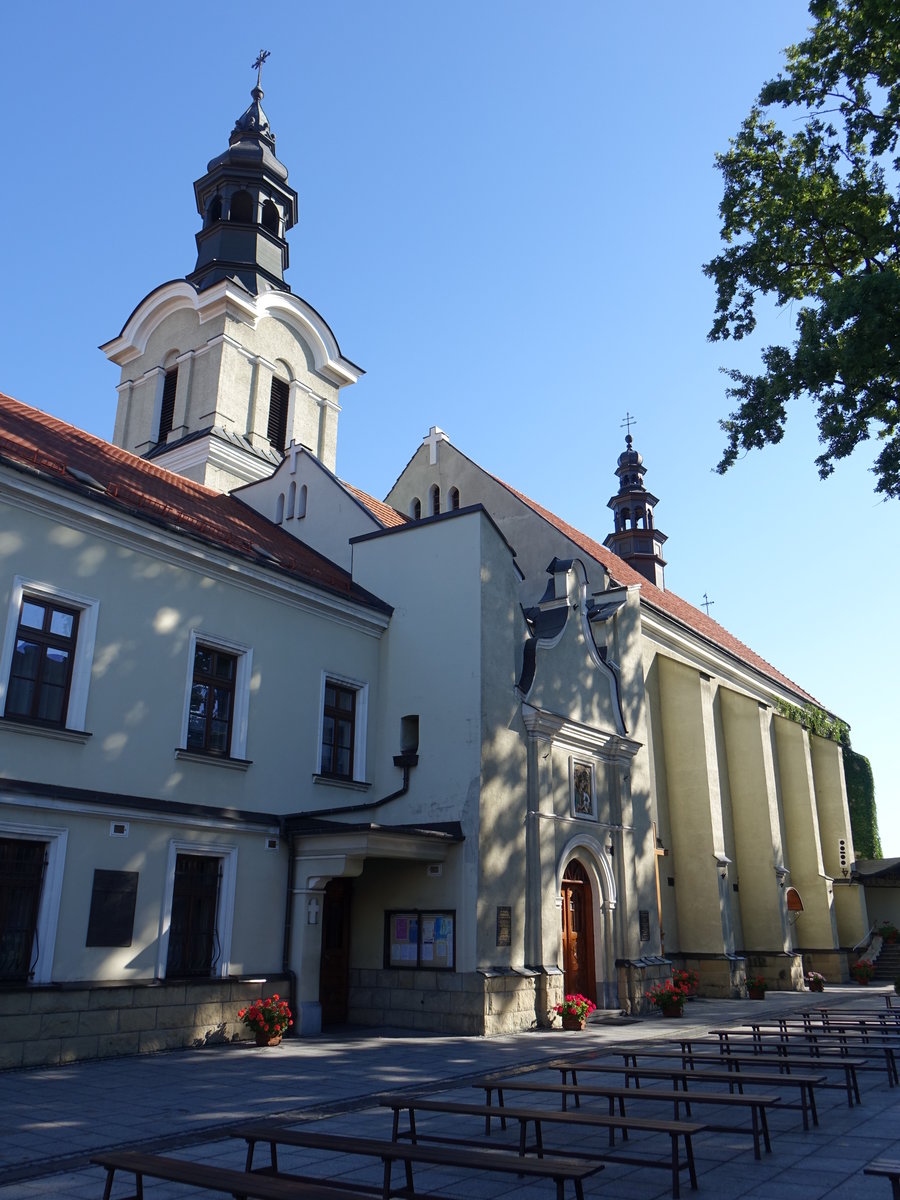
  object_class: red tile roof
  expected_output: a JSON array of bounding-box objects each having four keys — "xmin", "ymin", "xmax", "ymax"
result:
[
  {"xmin": 496, "ymin": 477, "xmax": 819, "ymax": 705},
  {"xmin": 0, "ymin": 393, "xmax": 387, "ymax": 610},
  {"xmin": 341, "ymin": 481, "xmax": 408, "ymax": 528}
]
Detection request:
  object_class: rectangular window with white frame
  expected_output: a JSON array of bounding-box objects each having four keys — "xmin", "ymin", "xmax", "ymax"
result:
[
  {"xmin": 0, "ymin": 577, "xmax": 99, "ymax": 733},
  {"xmin": 177, "ymin": 631, "xmax": 252, "ymax": 762},
  {"xmin": 317, "ymin": 672, "xmax": 368, "ymax": 782},
  {"xmin": 0, "ymin": 819, "xmax": 67, "ymax": 984},
  {"xmin": 157, "ymin": 840, "xmax": 236, "ymax": 980}
]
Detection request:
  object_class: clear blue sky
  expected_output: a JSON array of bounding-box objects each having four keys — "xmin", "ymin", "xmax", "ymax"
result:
[{"xmin": 2, "ymin": 2, "xmax": 896, "ymax": 855}]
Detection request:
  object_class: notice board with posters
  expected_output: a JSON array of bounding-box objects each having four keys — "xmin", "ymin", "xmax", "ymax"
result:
[{"xmin": 385, "ymin": 910, "xmax": 455, "ymax": 970}]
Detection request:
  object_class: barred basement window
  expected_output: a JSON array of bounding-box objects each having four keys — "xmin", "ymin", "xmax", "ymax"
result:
[
  {"xmin": 268, "ymin": 377, "xmax": 289, "ymax": 453},
  {"xmin": 158, "ymin": 368, "xmax": 178, "ymax": 444}
]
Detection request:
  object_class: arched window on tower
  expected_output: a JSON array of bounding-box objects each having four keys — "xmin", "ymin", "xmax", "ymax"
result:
[
  {"xmin": 206, "ymin": 196, "xmax": 223, "ymax": 226},
  {"xmin": 261, "ymin": 199, "xmax": 279, "ymax": 234},
  {"xmin": 230, "ymin": 190, "xmax": 254, "ymax": 223},
  {"xmin": 287, "ymin": 481, "xmax": 296, "ymax": 520},
  {"xmin": 268, "ymin": 376, "xmax": 289, "ymax": 453},
  {"xmin": 431, "ymin": 484, "xmax": 441, "ymax": 516},
  {"xmin": 158, "ymin": 367, "xmax": 178, "ymax": 444},
  {"xmin": 410, "ymin": 497, "xmax": 421, "ymax": 520},
  {"xmin": 297, "ymin": 484, "xmax": 308, "ymax": 518},
  {"xmin": 449, "ymin": 487, "xmax": 460, "ymax": 511},
  {"xmin": 275, "ymin": 493, "xmax": 285, "ymax": 523}
]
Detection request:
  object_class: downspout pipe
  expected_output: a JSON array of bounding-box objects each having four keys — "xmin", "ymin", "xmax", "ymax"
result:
[{"xmin": 289, "ymin": 753, "xmax": 419, "ymax": 822}]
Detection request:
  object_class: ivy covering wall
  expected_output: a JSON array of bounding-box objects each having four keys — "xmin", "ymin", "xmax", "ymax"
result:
[
  {"xmin": 775, "ymin": 700, "xmax": 882, "ymax": 861},
  {"xmin": 843, "ymin": 747, "xmax": 882, "ymax": 860}
]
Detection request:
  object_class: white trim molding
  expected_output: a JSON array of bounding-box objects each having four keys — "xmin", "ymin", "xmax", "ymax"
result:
[
  {"xmin": 0, "ymin": 817, "xmax": 68, "ymax": 984},
  {"xmin": 180, "ymin": 630, "xmax": 253, "ymax": 761},
  {"xmin": 0, "ymin": 576, "xmax": 100, "ymax": 732},
  {"xmin": 316, "ymin": 670, "xmax": 369, "ymax": 782},
  {"xmin": 156, "ymin": 839, "xmax": 237, "ymax": 980}
]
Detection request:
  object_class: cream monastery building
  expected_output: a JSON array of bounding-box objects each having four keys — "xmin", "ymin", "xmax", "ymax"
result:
[{"xmin": 0, "ymin": 81, "xmax": 868, "ymax": 1067}]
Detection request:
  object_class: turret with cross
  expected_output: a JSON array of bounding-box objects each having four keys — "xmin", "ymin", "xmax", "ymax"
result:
[{"xmin": 603, "ymin": 415, "xmax": 668, "ymax": 590}]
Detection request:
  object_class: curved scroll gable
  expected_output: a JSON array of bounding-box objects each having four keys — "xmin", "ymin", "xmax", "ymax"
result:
[{"xmin": 517, "ymin": 557, "xmax": 629, "ymax": 735}]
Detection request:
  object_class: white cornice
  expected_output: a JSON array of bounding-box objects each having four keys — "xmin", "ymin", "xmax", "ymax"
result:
[
  {"xmin": 639, "ymin": 606, "xmax": 809, "ymax": 707},
  {"xmin": 101, "ymin": 280, "xmax": 362, "ymax": 388},
  {"xmin": 152, "ymin": 433, "xmax": 276, "ymax": 486},
  {"xmin": 521, "ymin": 702, "xmax": 641, "ymax": 761},
  {"xmin": 0, "ymin": 468, "xmax": 391, "ymax": 639},
  {"xmin": 2, "ymin": 789, "xmax": 280, "ymax": 834}
]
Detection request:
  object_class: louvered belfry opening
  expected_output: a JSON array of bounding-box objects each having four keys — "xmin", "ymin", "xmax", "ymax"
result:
[
  {"xmin": 158, "ymin": 368, "xmax": 178, "ymax": 444},
  {"xmin": 268, "ymin": 376, "xmax": 289, "ymax": 452}
]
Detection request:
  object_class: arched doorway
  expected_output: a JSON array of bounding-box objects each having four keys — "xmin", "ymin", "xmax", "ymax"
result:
[{"xmin": 561, "ymin": 859, "xmax": 596, "ymax": 1001}]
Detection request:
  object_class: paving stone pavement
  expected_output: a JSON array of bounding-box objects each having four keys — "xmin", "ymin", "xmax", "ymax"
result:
[{"xmin": 1, "ymin": 985, "xmax": 898, "ymax": 1199}]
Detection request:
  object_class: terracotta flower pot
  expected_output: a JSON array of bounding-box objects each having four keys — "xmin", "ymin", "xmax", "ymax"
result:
[
  {"xmin": 809, "ymin": 982, "xmax": 824, "ymax": 993},
  {"xmin": 254, "ymin": 1032, "xmax": 283, "ymax": 1046},
  {"xmin": 748, "ymin": 987, "xmax": 766, "ymax": 1000},
  {"xmin": 561, "ymin": 1013, "xmax": 586, "ymax": 1031},
  {"xmin": 660, "ymin": 1003, "xmax": 683, "ymax": 1019}
]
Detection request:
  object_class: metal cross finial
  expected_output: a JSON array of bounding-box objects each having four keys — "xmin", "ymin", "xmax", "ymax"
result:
[
  {"xmin": 701, "ymin": 592, "xmax": 715, "ymax": 617},
  {"xmin": 252, "ymin": 50, "xmax": 271, "ymax": 89},
  {"xmin": 620, "ymin": 412, "xmax": 637, "ymax": 438}
]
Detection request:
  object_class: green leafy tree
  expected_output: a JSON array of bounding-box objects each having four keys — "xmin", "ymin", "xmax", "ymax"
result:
[{"xmin": 704, "ymin": 0, "xmax": 900, "ymax": 496}]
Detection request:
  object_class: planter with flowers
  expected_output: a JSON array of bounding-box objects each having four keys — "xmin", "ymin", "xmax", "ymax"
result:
[
  {"xmin": 238, "ymin": 994, "xmax": 293, "ymax": 1046},
  {"xmin": 747, "ymin": 975, "xmax": 768, "ymax": 1000},
  {"xmin": 805, "ymin": 971, "xmax": 826, "ymax": 993},
  {"xmin": 673, "ymin": 968, "xmax": 699, "ymax": 1000},
  {"xmin": 646, "ymin": 979, "xmax": 686, "ymax": 1018},
  {"xmin": 850, "ymin": 960, "xmax": 875, "ymax": 986},
  {"xmin": 555, "ymin": 993, "xmax": 597, "ymax": 1030},
  {"xmin": 876, "ymin": 922, "xmax": 899, "ymax": 945}
]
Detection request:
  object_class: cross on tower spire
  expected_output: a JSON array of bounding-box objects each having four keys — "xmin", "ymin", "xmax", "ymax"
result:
[
  {"xmin": 252, "ymin": 49, "xmax": 270, "ymax": 89},
  {"xmin": 620, "ymin": 411, "xmax": 637, "ymax": 440}
]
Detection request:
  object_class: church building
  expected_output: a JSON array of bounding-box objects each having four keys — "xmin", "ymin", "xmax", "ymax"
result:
[{"xmin": 0, "ymin": 78, "xmax": 869, "ymax": 1068}]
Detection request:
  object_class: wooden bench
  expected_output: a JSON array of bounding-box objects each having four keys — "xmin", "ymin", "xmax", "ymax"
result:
[
  {"xmin": 865, "ymin": 1158, "xmax": 900, "ymax": 1200},
  {"xmin": 549, "ymin": 1057, "xmax": 825, "ymax": 1131},
  {"xmin": 91, "ymin": 1150, "xmax": 364, "ymax": 1200},
  {"xmin": 475, "ymin": 1075, "xmax": 779, "ymax": 1160},
  {"xmin": 669, "ymin": 1038, "xmax": 866, "ymax": 1105},
  {"xmin": 379, "ymin": 1093, "xmax": 705, "ymax": 1198},
  {"xmin": 707, "ymin": 1024, "xmax": 898, "ymax": 1088},
  {"xmin": 230, "ymin": 1121, "xmax": 603, "ymax": 1200}
]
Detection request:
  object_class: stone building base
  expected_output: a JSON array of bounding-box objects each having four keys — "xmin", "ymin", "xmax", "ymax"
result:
[
  {"xmin": 0, "ymin": 976, "xmax": 291, "ymax": 1070},
  {"xmin": 347, "ymin": 967, "xmax": 565, "ymax": 1035}
]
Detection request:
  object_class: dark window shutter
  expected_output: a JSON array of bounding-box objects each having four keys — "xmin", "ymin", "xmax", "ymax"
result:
[
  {"xmin": 158, "ymin": 368, "xmax": 178, "ymax": 443},
  {"xmin": 268, "ymin": 377, "xmax": 289, "ymax": 452}
]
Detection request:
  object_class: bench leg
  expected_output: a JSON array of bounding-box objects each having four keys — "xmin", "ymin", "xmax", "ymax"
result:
[
  {"xmin": 760, "ymin": 1105, "xmax": 771, "ymax": 1154},
  {"xmin": 684, "ymin": 1132, "xmax": 698, "ymax": 1192}
]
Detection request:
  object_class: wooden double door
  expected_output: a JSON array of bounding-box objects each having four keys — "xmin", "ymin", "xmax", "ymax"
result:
[{"xmin": 561, "ymin": 860, "xmax": 596, "ymax": 1001}]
